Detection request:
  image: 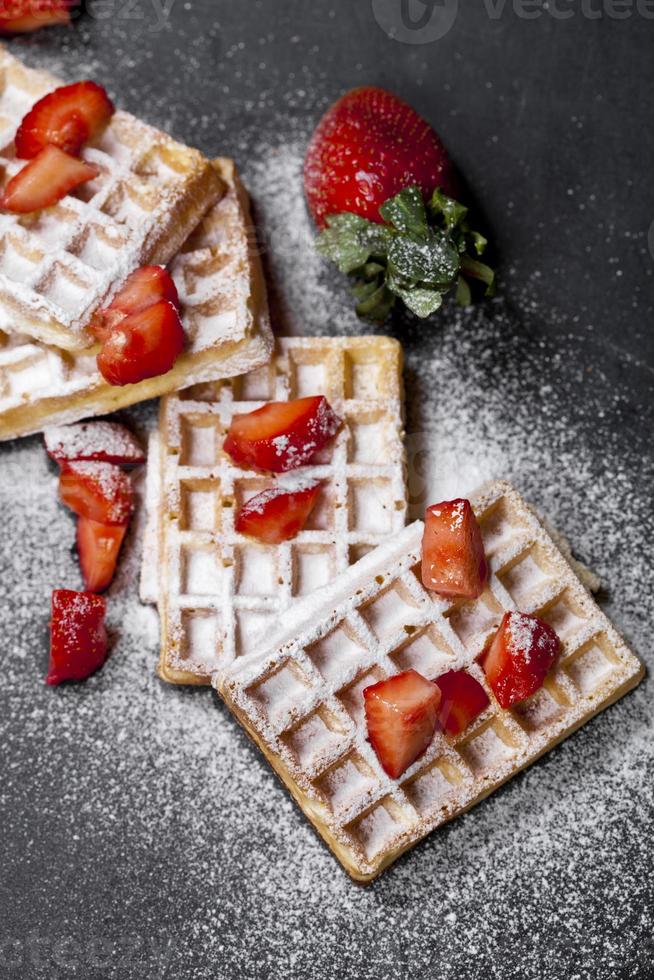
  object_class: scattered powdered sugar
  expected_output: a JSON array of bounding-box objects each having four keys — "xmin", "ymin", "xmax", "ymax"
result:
[{"xmin": 1, "ymin": 121, "xmax": 653, "ymax": 980}]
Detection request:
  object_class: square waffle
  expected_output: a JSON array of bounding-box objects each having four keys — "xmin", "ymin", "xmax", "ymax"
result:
[
  {"xmin": 218, "ymin": 481, "xmax": 644, "ymax": 882},
  {"xmin": 140, "ymin": 335, "xmax": 407, "ymax": 685},
  {"xmin": 0, "ymin": 158, "xmax": 273, "ymax": 441},
  {"xmin": 0, "ymin": 45, "xmax": 222, "ymax": 350}
]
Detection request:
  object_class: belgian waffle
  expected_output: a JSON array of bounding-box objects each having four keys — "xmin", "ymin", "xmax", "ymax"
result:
[
  {"xmin": 219, "ymin": 481, "xmax": 644, "ymax": 882},
  {"xmin": 0, "ymin": 158, "xmax": 273, "ymax": 441},
  {"xmin": 0, "ymin": 45, "xmax": 222, "ymax": 350},
  {"xmin": 140, "ymin": 336, "xmax": 407, "ymax": 685}
]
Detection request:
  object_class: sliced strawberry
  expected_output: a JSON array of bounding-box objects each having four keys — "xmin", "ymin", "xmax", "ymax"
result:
[
  {"xmin": 421, "ymin": 498, "xmax": 487, "ymax": 600},
  {"xmin": 96, "ymin": 300, "xmax": 184, "ymax": 386},
  {"xmin": 364, "ymin": 669, "xmax": 440, "ymax": 779},
  {"xmin": 44, "ymin": 421, "xmax": 145, "ymax": 466},
  {"xmin": 90, "ymin": 266, "xmax": 179, "ymax": 342},
  {"xmin": 77, "ymin": 517, "xmax": 126, "ymax": 593},
  {"xmin": 59, "ymin": 460, "xmax": 133, "ymax": 525},
  {"xmin": 481, "ymin": 612, "xmax": 561, "ymax": 709},
  {"xmin": 0, "ymin": 0, "xmax": 73, "ymax": 36},
  {"xmin": 224, "ymin": 396, "xmax": 341, "ymax": 473},
  {"xmin": 235, "ymin": 481, "xmax": 321, "ymax": 544},
  {"xmin": 47, "ymin": 589, "xmax": 108, "ymax": 685},
  {"xmin": 304, "ymin": 86, "xmax": 457, "ymax": 227},
  {"xmin": 0, "ymin": 145, "xmax": 98, "ymax": 214},
  {"xmin": 435, "ymin": 669, "xmax": 490, "ymax": 736},
  {"xmin": 15, "ymin": 80, "xmax": 114, "ymax": 159}
]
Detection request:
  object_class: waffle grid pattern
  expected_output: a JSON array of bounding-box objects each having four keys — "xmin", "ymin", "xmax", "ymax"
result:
[
  {"xmin": 0, "ymin": 159, "xmax": 273, "ymax": 441},
  {"xmin": 0, "ymin": 46, "xmax": 221, "ymax": 350},
  {"xmin": 147, "ymin": 336, "xmax": 407, "ymax": 684},
  {"xmin": 220, "ymin": 481, "xmax": 644, "ymax": 881}
]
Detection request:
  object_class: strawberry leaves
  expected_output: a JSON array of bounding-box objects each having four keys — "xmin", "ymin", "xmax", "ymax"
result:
[{"xmin": 315, "ymin": 185, "xmax": 495, "ymax": 321}]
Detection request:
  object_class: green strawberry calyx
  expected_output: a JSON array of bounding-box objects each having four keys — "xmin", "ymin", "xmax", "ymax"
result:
[{"xmin": 315, "ymin": 185, "xmax": 495, "ymax": 321}]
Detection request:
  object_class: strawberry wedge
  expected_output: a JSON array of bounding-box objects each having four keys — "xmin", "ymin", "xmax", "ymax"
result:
[
  {"xmin": 96, "ymin": 300, "xmax": 184, "ymax": 386},
  {"xmin": 15, "ymin": 80, "xmax": 114, "ymax": 159},
  {"xmin": 481, "ymin": 611, "xmax": 561, "ymax": 708},
  {"xmin": 44, "ymin": 421, "xmax": 145, "ymax": 466},
  {"xmin": 59, "ymin": 460, "xmax": 134, "ymax": 525},
  {"xmin": 235, "ymin": 481, "xmax": 322, "ymax": 544},
  {"xmin": 421, "ymin": 498, "xmax": 487, "ymax": 600},
  {"xmin": 0, "ymin": 0, "xmax": 73, "ymax": 35},
  {"xmin": 0, "ymin": 145, "xmax": 98, "ymax": 213},
  {"xmin": 47, "ymin": 589, "xmax": 108, "ymax": 685},
  {"xmin": 91, "ymin": 266, "xmax": 179, "ymax": 343},
  {"xmin": 224, "ymin": 396, "xmax": 342, "ymax": 473},
  {"xmin": 77, "ymin": 517, "xmax": 127, "ymax": 593},
  {"xmin": 364, "ymin": 669, "xmax": 440, "ymax": 779},
  {"xmin": 435, "ymin": 669, "xmax": 489, "ymax": 736}
]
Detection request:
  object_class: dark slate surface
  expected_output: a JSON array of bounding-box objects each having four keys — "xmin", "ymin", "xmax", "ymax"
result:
[{"xmin": 1, "ymin": 3, "xmax": 653, "ymax": 979}]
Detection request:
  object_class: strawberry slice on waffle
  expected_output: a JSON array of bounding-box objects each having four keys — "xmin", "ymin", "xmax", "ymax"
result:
[
  {"xmin": 235, "ymin": 481, "xmax": 322, "ymax": 544},
  {"xmin": 224, "ymin": 396, "xmax": 341, "ymax": 473},
  {"xmin": 435, "ymin": 669, "xmax": 490, "ymax": 736},
  {"xmin": 364, "ymin": 669, "xmax": 440, "ymax": 779},
  {"xmin": 15, "ymin": 80, "xmax": 114, "ymax": 158},
  {"xmin": 93, "ymin": 267, "xmax": 185, "ymax": 386},
  {"xmin": 481, "ymin": 611, "xmax": 561, "ymax": 708},
  {"xmin": 0, "ymin": 145, "xmax": 98, "ymax": 213},
  {"xmin": 421, "ymin": 498, "xmax": 487, "ymax": 600}
]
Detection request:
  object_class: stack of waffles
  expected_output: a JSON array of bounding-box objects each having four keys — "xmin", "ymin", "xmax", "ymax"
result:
[
  {"xmin": 3, "ymin": 48, "xmax": 643, "ymax": 882},
  {"xmin": 0, "ymin": 47, "xmax": 273, "ymax": 440}
]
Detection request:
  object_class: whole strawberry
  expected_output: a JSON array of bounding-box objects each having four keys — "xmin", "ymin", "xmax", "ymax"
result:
[
  {"xmin": 304, "ymin": 86, "xmax": 457, "ymax": 228},
  {"xmin": 304, "ymin": 87, "xmax": 494, "ymax": 321}
]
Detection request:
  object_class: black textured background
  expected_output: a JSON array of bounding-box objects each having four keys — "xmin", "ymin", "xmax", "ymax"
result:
[{"xmin": 1, "ymin": 2, "xmax": 653, "ymax": 979}]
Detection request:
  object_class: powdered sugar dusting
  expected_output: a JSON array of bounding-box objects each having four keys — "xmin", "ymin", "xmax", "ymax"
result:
[{"xmin": 0, "ymin": 116, "xmax": 652, "ymax": 980}]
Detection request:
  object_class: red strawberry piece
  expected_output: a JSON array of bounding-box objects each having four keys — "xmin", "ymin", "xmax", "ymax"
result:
[
  {"xmin": 481, "ymin": 611, "xmax": 561, "ymax": 709},
  {"xmin": 224, "ymin": 396, "xmax": 341, "ymax": 473},
  {"xmin": 364, "ymin": 669, "xmax": 440, "ymax": 779},
  {"xmin": 44, "ymin": 421, "xmax": 145, "ymax": 466},
  {"xmin": 15, "ymin": 80, "xmax": 114, "ymax": 159},
  {"xmin": 304, "ymin": 86, "xmax": 457, "ymax": 228},
  {"xmin": 77, "ymin": 517, "xmax": 126, "ymax": 593},
  {"xmin": 0, "ymin": 0, "xmax": 73, "ymax": 36},
  {"xmin": 421, "ymin": 498, "xmax": 487, "ymax": 600},
  {"xmin": 435, "ymin": 669, "xmax": 490, "ymax": 736},
  {"xmin": 0, "ymin": 145, "xmax": 98, "ymax": 214},
  {"xmin": 95, "ymin": 300, "xmax": 184, "ymax": 386},
  {"xmin": 59, "ymin": 460, "xmax": 134, "ymax": 525},
  {"xmin": 90, "ymin": 266, "xmax": 179, "ymax": 343},
  {"xmin": 235, "ymin": 480, "xmax": 322, "ymax": 544},
  {"xmin": 46, "ymin": 588, "xmax": 108, "ymax": 685}
]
